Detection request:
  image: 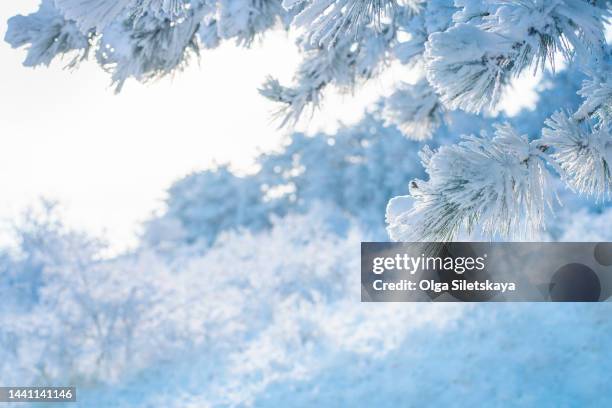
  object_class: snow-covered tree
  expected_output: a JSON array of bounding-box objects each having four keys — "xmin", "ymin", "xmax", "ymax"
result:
[
  {"xmin": 6, "ymin": 0, "xmax": 612, "ymax": 241},
  {"xmin": 144, "ymin": 115, "xmax": 427, "ymax": 249}
]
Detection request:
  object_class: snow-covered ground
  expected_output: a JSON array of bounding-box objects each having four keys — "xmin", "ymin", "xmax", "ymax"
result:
[{"xmin": 2, "ymin": 204, "xmax": 612, "ymax": 407}]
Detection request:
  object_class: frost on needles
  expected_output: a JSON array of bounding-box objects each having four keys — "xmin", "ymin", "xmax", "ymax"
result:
[
  {"xmin": 5, "ymin": 0, "xmax": 612, "ymax": 241},
  {"xmin": 425, "ymin": 0, "xmax": 608, "ymax": 113},
  {"xmin": 5, "ymin": 0, "xmax": 92, "ymax": 68},
  {"xmin": 5, "ymin": 0, "xmax": 289, "ymax": 92},
  {"xmin": 387, "ymin": 124, "xmax": 556, "ymax": 242}
]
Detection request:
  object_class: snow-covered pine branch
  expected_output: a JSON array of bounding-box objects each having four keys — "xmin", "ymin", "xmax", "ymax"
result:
[
  {"xmin": 216, "ymin": 0, "xmax": 287, "ymax": 46},
  {"xmin": 97, "ymin": 4, "xmax": 209, "ymax": 92},
  {"xmin": 197, "ymin": 14, "xmax": 221, "ymax": 49},
  {"xmin": 260, "ymin": 0, "xmax": 441, "ymax": 126},
  {"xmin": 391, "ymin": 0, "xmax": 456, "ymax": 66},
  {"xmin": 381, "ymin": 79, "xmax": 444, "ymax": 140},
  {"xmin": 5, "ymin": 0, "xmax": 92, "ymax": 68},
  {"xmin": 387, "ymin": 124, "xmax": 556, "ymax": 241},
  {"xmin": 425, "ymin": 0, "xmax": 609, "ymax": 114},
  {"xmin": 542, "ymin": 111, "xmax": 612, "ymax": 200},
  {"xmin": 424, "ymin": 23, "xmax": 514, "ymax": 113},
  {"xmin": 288, "ymin": 0, "xmax": 421, "ymax": 48},
  {"xmin": 576, "ymin": 70, "xmax": 612, "ymax": 121},
  {"xmin": 96, "ymin": 0, "xmax": 288, "ymax": 91},
  {"xmin": 6, "ymin": 0, "xmax": 287, "ymax": 90},
  {"xmin": 54, "ymin": 0, "xmax": 195, "ymax": 32},
  {"xmin": 260, "ymin": 24, "xmax": 393, "ymax": 125}
]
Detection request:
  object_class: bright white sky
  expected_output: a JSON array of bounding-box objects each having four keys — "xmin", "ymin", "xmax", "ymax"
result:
[{"xmin": 0, "ymin": 1, "xmax": 538, "ymax": 252}]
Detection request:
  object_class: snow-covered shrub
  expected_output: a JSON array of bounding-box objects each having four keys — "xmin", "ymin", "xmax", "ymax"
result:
[
  {"xmin": 0, "ymin": 204, "xmax": 213, "ymax": 384},
  {"xmin": 0, "ymin": 203, "xmax": 460, "ymax": 404},
  {"xmin": 144, "ymin": 165, "xmax": 286, "ymax": 249}
]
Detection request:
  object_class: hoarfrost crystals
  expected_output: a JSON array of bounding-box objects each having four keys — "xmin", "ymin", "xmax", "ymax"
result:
[
  {"xmin": 388, "ymin": 124, "xmax": 555, "ymax": 242},
  {"xmin": 5, "ymin": 0, "xmax": 91, "ymax": 67},
  {"xmin": 98, "ymin": 8, "xmax": 204, "ymax": 92},
  {"xmin": 542, "ymin": 111, "xmax": 612, "ymax": 200},
  {"xmin": 576, "ymin": 73, "xmax": 612, "ymax": 121},
  {"xmin": 424, "ymin": 24, "xmax": 513, "ymax": 113},
  {"xmin": 382, "ymin": 80, "xmax": 443, "ymax": 141},
  {"xmin": 260, "ymin": 25, "xmax": 391, "ymax": 125},
  {"xmin": 54, "ymin": 0, "xmax": 193, "ymax": 31},
  {"xmin": 290, "ymin": 0, "xmax": 414, "ymax": 48},
  {"xmin": 425, "ymin": 0, "xmax": 609, "ymax": 114}
]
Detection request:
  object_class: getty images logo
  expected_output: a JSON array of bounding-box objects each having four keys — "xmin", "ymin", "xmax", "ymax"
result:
[{"xmin": 371, "ymin": 253, "xmax": 487, "ymax": 275}]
